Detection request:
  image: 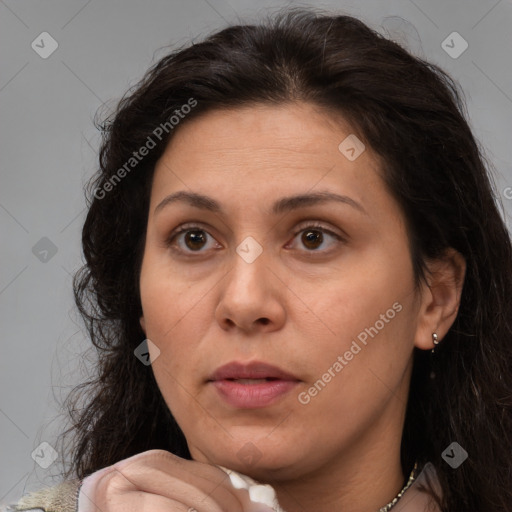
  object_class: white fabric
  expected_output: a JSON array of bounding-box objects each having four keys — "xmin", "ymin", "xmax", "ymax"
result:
[{"xmin": 217, "ymin": 465, "xmax": 285, "ymax": 511}]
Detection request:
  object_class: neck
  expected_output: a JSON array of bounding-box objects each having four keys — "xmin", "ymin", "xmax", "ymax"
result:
[{"xmin": 272, "ymin": 442, "xmax": 405, "ymax": 512}]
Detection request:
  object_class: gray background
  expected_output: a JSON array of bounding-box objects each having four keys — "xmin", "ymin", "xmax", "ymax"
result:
[{"xmin": 1, "ymin": 0, "xmax": 511, "ymax": 504}]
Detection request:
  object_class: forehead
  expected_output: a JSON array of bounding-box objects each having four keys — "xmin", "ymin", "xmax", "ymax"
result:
[
  {"xmin": 149, "ymin": 102, "xmax": 392, "ymax": 221},
  {"xmin": 152, "ymin": 102, "xmax": 378, "ymax": 176},
  {"xmin": 161, "ymin": 102, "xmax": 354, "ymax": 158}
]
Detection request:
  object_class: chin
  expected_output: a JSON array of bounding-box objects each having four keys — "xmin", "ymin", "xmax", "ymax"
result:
[{"xmin": 208, "ymin": 445, "xmax": 306, "ymax": 481}]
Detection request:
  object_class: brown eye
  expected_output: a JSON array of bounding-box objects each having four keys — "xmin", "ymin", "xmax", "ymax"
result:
[
  {"xmin": 184, "ymin": 230, "xmax": 208, "ymax": 251},
  {"xmin": 301, "ymin": 229, "xmax": 324, "ymax": 250},
  {"xmin": 289, "ymin": 223, "xmax": 344, "ymax": 253},
  {"xmin": 166, "ymin": 225, "xmax": 220, "ymax": 254}
]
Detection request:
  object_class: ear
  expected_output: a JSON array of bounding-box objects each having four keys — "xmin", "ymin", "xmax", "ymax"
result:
[
  {"xmin": 414, "ymin": 247, "xmax": 466, "ymax": 351},
  {"xmin": 139, "ymin": 315, "xmax": 146, "ymax": 333}
]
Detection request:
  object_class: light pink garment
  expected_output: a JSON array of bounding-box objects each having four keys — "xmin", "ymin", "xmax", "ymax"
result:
[
  {"xmin": 77, "ymin": 465, "xmax": 115, "ymax": 512},
  {"xmin": 393, "ymin": 463, "xmax": 442, "ymax": 512}
]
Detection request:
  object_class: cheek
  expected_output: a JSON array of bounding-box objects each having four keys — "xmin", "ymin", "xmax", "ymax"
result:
[
  {"xmin": 139, "ymin": 263, "xmax": 203, "ymax": 398},
  {"xmin": 295, "ymin": 256, "xmax": 411, "ymax": 351},
  {"xmin": 143, "ymin": 304, "xmax": 204, "ymax": 427},
  {"xmin": 294, "ymin": 255, "xmax": 416, "ymax": 407},
  {"xmin": 140, "ymin": 254, "xmax": 206, "ymax": 338},
  {"xmin": 292, "ymin": 305, "xmax": 415, "ymax": 458}
]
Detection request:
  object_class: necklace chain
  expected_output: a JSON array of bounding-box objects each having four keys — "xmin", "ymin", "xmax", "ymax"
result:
[{"xmin": 378, "ymin": 462, "xmax": 419, "ymax": 512}]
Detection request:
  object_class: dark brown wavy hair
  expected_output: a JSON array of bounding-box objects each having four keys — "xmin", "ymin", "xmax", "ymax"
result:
[{"xmin": 57, "ymin": 7, "xmax": 512, "ymax": 511}]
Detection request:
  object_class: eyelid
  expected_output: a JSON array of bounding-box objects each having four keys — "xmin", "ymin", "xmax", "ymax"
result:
[
  {"xmin": 165, "ymin": 222, "xmax": 221, "ymax": 250},
  {"xmin": 165, "ymin": 220, "xmax": 346, "ymax": 254},
  {"xmin": 292, "ymin": 220, "xmax": 347, "ymax": 241}
]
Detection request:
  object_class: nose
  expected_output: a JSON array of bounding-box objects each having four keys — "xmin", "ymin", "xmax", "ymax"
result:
[{"xmin": 214, "ymin": 245, "xmax": 286, "ymax": 334}]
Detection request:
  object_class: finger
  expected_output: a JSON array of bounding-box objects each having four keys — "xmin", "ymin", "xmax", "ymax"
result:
[
  {"xmin": 134, "ymin": 492, "xmax": 206, "ymax": 512},
  {"xmin": 115, "ymin": 449, "xmax": 228, "ymax": 483},
  {"xmin": 97, "ymin": 489, "xmax": 198, "ymax": 512},
  {"xmin": 104, "ymin": 450, "xmax": 247, "ymax": 512},
  {"xmin": 95, "ymin": 467, "xmax": 227, "ymax": 512}
]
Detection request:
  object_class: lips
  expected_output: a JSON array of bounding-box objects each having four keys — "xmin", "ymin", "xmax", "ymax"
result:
[
  {"xmin": 208, "ymin": 361, "xmax": 299, "ymax": 382},
  {"xmin": 207, "ymin": 361, "xmax": 300, "ymax": 409}
]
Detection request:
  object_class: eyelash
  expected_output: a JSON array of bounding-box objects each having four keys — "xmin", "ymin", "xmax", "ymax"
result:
[{"xmin": 165, "ymin": 222, "xmax": 345, "ymax": 256}]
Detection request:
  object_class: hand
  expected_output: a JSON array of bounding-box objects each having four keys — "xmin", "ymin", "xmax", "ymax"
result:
[{"xmin": 79, "ymin": 449, "xmax": 277, "ymax": 512}]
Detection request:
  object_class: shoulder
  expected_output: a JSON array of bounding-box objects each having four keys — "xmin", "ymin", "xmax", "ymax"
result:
[{"xmin": 1, "ymin": 479, "xmax": 82, "ymax": 512}]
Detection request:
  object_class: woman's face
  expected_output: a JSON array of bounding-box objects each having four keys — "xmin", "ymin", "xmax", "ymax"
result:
[{"xmin": 139, "ymin": 102, "xmax": 429, "ymax": 482}]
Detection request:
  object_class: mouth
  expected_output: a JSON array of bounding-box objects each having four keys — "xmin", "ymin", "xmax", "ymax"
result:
[
  {"xmin": 223, "ymin": 377, "xmax": 280, "ymax": 383},
  {"xmin": 207, "ymin": 361, "xmax": 300, "ymax": 409},
  {"xmin": 208, "ymin": 361, "xmax": 300, "ymax": 382}
]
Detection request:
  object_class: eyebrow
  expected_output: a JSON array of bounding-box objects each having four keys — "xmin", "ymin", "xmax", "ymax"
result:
[{"xmin": 154, "ymin": 190, "xmax": 368, "ymax": 217}]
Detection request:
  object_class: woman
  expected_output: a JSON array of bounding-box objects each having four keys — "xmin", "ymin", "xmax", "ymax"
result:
[{"xmin": 6, "ymin": 7, "xmax": 512, "ymax": 512}]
